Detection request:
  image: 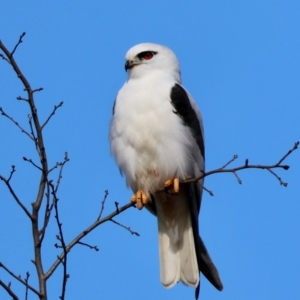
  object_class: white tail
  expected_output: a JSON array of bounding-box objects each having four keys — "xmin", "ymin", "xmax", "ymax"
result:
[{"xmin": 155, "ymin": 192, "xmax": 199, "ymax": 288}]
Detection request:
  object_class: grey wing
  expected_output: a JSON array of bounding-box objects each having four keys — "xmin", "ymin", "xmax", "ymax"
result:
[{"xmin": 170, "ymin": 84, "xmax": 223, "ymax": 297}]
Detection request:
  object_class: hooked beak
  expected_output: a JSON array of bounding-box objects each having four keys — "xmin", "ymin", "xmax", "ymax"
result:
[{"xmin": 125, "ymin": 60, "xmax": 139, "ymax": 71}]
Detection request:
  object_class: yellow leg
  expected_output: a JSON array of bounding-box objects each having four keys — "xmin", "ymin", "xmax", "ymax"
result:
[
  {"xmin": 131, "ymin": 190, "xmax": 148, "ymax": 210},
  {"xmin": 164, "ymin": 177, "xmax": 180, "ymax": 194}
]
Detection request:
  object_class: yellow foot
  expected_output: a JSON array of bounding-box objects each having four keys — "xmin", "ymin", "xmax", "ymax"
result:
[
  {"xmin": 164, "ymin": 178, "xmax": 180, "ymax": 194},
  {"xmin": 131, "ymin": 190, "xmax": 148, "ymax": 210}
]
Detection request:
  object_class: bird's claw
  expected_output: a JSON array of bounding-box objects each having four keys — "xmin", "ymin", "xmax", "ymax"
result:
[
  {"xmin": 131, "ymin": 190, "xmax": 148, "ymax": 210},
  {"xmin": 164, "ymin": 177, "xmax": 180, "ymax": 194}
]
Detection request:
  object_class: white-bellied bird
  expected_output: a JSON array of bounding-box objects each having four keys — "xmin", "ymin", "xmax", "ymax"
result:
[{"xmin": 109, "ymin": 43, "xmax": 223, "ymax": 299}]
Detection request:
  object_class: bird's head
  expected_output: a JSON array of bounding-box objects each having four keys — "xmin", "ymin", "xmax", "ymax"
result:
[{"xmin": 124, "ymin": 43, "xmax": 181, "ymax": 82}]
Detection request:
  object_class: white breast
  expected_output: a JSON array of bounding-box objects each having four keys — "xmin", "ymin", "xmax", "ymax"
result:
[{"xmin": 110, "ymin": 73, "xmax": 195, "ymax": 194}]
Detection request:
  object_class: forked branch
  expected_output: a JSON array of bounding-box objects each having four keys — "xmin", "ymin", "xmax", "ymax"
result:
[{"xmin": 183, "ymin": 141, "xmax": 299, "ymax": 187}]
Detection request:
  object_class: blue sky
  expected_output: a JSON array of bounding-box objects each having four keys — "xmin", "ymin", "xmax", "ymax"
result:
[{"xmin": 0, "ymin": 1, "xmax": 299, "ymax": 299}]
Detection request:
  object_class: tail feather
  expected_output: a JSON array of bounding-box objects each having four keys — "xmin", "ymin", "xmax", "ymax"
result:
[
  {"xmin": 198, "ymin": 236, "xmax": 223, "ymax": 291},
  {"xmin": 158, "ymin": 227, "xmax": 180, "ymax": 288},
  {"xmin": 155, "ymin": 192, "xmax": 199, "ymax": 288},
  {"xmin": 150, "ymin": 184, "xmax": 223, "ymax": 297},
  {"xmin": 179, "ymin": 222, "xmax": 199, "ymax": 286}
]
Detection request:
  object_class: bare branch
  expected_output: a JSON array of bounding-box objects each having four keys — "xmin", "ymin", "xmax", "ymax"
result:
[
  {"xmin": 0, "ymin": 262, "xmax": 41, "ymax": 297},
  {"xmin": 220, "ymin": 154, "xmax": 238, "ymax": 169},
  {"xmin": 110, "ymin": 219, "xmax": 140, "ymax": 236},
  {"xmin": 11, "ymin": 32, "xmax": 26, "ymax": 57},
  {"xmin": 28, "ymin": 114, "xmax": 38, "ymax": 148},
  {"xmin": 0, "ymin": 35, "xmax": 49, "ymax": 205},
  {"xmin": 97, "ymin": 190, "xmax": 109, "ymax": 221},
  {"xmin": 7, "ymin": 165, "xmax": 16, "ymax": 183},
  {"xmin": 114, "ymin": 201, "xmax": 120, "ymax": 213},
  {"xmin": 49, "ymin": 181, "xmax": 68, "ymax": 300},
  {"xmin": 16, "ymin": 96, "xmax": 29, "ymax": 102},
  {"xmin": 0, "ymin": 53, "xmax": 10, "ymax": 63},
  {"xmin": 24, "ymin": 272, "xmax": 30, "ymax": 300},
  {"xmin": 54, "ymin": 152, "xmax": 69, "ymax": 193},
  {"xmin": 48, "ymin": 152, "xmax": 69, "ymax": 175},
  {"xmin": 183, "ymin": 141, "xmax": 299, "ymax": 187},
  {"xmin": 39, "ymin": 184, "xmax": 52, "ymax": 244},
  {"xmin": 0, "ymin": 107, "xmax": 34, "ymax": 141},
  {"xmin": 0, "ymin": 168, "xmax": 32, "ymax": 220},
  {"xmin": 200, "ymin": 183, "xmax": 214, "ymax": 196},
  {"xmin": 48, "ymin": 162, "xmax": 60, "ymax": 173},
  {"xmin": 41, "ymin": 101, "xmax": 64, "ymax": 130},
  {"xmin": 45, "ymin": 142, "xmax": 299, "ymax": 279},
  {"xmin": 32, "ymin": 87, "xmax": 43, "ymax": 94},
  {"xmin": 1, "ymin": 34, "xmax": 49, "ymax": 298},
  {"xmin": 39, "ymin": 153, "xmax": 69, "ymax": 247},
  {"xmin": 1, "ymin": 34, "xmax": 298, "ymax": 300},
  {"xmin": 23, "ymin": 157, "xmax": 42, "ymax": 171},
  {"xmin": 233, "ymin": 171, "xmax": 242, "ymax": 184},
  {"xmin": 45, "ymin": 201, "xmax": 135, "ymax": 280},
  {"xmin": 77, "ymin": 242, "xmax": 99, "ymax": 251},
  {"xmin": 0, "ymin": 280, "xmax": 19, "ymax": 300},
  {"xmin": 277, "ymin": 141, "xmax": 299, "ymax": 165},
  {"xmin": 267, "ymin": 168, "xmax": 287, "ymax": 187}
]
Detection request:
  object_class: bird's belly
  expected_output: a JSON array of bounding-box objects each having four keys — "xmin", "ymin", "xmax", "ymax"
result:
[{"xmin": 111, "ymin": 99, "xmax": 193, "ymax": 194}]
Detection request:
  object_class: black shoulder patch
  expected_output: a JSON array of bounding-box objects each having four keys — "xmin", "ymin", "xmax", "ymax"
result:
[
  {"xmin": 170, "ymin": 84, "xmax": 205, "ymax": 159},
  {"xmin": 112, "ymin": 98, "xmax": 116, "ymax": 115}
]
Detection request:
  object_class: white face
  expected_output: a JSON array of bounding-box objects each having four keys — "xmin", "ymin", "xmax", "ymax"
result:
[{"xmin": 124, "ymin": 43, "xmax": 181, "ymax": 82}]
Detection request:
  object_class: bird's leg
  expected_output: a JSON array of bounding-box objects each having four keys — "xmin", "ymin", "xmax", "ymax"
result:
[
  {"xmin": 164, "ymin": 177, "xmax": 180, "ymax": 194},
  {"xmin": 131, "ymin": 190, "xmax": 148, "ymax": 210}
]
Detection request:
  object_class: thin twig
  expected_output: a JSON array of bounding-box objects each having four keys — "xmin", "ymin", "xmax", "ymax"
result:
[
  {"xmin": 0, "ymin": 107, "xmax": 34, "ymax": 141},
  {"xmin": 24, "ymin": 272, "xmax": 30, "ymax": 300},
  {"xmin": 0, "ymin": 171, "xmax": 32, "ymax": 220},
  {"xmin": 28, "ymin": 114, "xmax": 38, "ymax": 148},
  {"xmin": 10, "ymin": 32, "xmax": 25, "ymax": 57},
  {"xmin": 16, "ymin": 96, "xmax": 29, "ymax": 102},
  {"xmin": 41, "ymin": 101, "xmax": 64, "ymax": 130},
  {"xmin": 277, "ymin": 141, "xmax": 299, "ymax": 165},
  {"xmin": 7, "ymin": 165, "xmax": 16, "ymax": 183},
  {"xmin": 183, "ymin": 141, "xmax": 299, "ymax": 186},
  {"xmin": 48, "ymin": 152, "xmax": 70, "ymax": 175},
  {"xmin": 233, "ymin": 171, "xmax": 242, "ymax": 184},
  {"xmin": 39, "ymin": 182, "xmax": 51, "ymax": 244},
  {"xmin": 200, "ymin": 183, "xmax": 214, "ymax": 196},
  {"xmin": 40, "ymin": 153, "xmax": 69, "ymax": 246},
  {"xmin": 48, "ymin": 162, "xmax": 61, "ymax": 173},
  {"xmin": 220, "ymin": 154, "xmax": 238, "ymax": 169},
  {"xmin": 0, "ymin": 280, "xmax": 19, "ymax": 300},
  {"xmin": 77, "ymin": 241, "xmax": 99, "ymax": 251},
  {"xmin": 23, "ymin": 157, "xmax": 42, "ymax": 171},
  {"xmin": 97, "ymin": 190, "xmax": 109, "ymax": 221},
  {"xmin": 45, "ymin": 201, "xmax": 135, "ymax": 280},
  {"xmin": 53, "ymin": 152, "xmax": 69, "ymax": 193},
  {"xmin": 0, "ymin": 53, "xmax": 10, "ymax": 63},
  {"xmin": 267, "ymin": 168, "xmax": 287, "ymax": 186},
  {"xmin": 32, "ymin": 87, "xmax": 43, "ymax": 94},
  {"xmin": 115, "ymin": 201, "xmax": 120, "ymax": 213},
  {"xmin": 0, "ymin": 262, "xmax": 41, "ymax": 296},
  {"xmin": 110, "ymin": 219, "xmax": 140, "ymax": 236},
  {"xmin": 49, "ymin": 181, "xmax": 68, "ymax": 300},
  {"xmin": 56, "ymin": 204, "xmax": 68, "ymax": 300}
]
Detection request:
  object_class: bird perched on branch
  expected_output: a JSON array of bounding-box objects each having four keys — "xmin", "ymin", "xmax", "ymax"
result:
[{"xmin": 109, "ymin": 43, "xmax": 223, "ymax": 299}]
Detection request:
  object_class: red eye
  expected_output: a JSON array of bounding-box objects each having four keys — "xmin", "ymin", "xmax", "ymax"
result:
[{"xmin": 142, "ymin": 52, "xmax": 154, "ymax": 60}]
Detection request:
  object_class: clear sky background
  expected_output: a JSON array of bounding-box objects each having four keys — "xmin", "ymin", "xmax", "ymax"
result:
[{"xmin": 0, "ymin": 1, "xmax": 299, "ymax": 299}]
